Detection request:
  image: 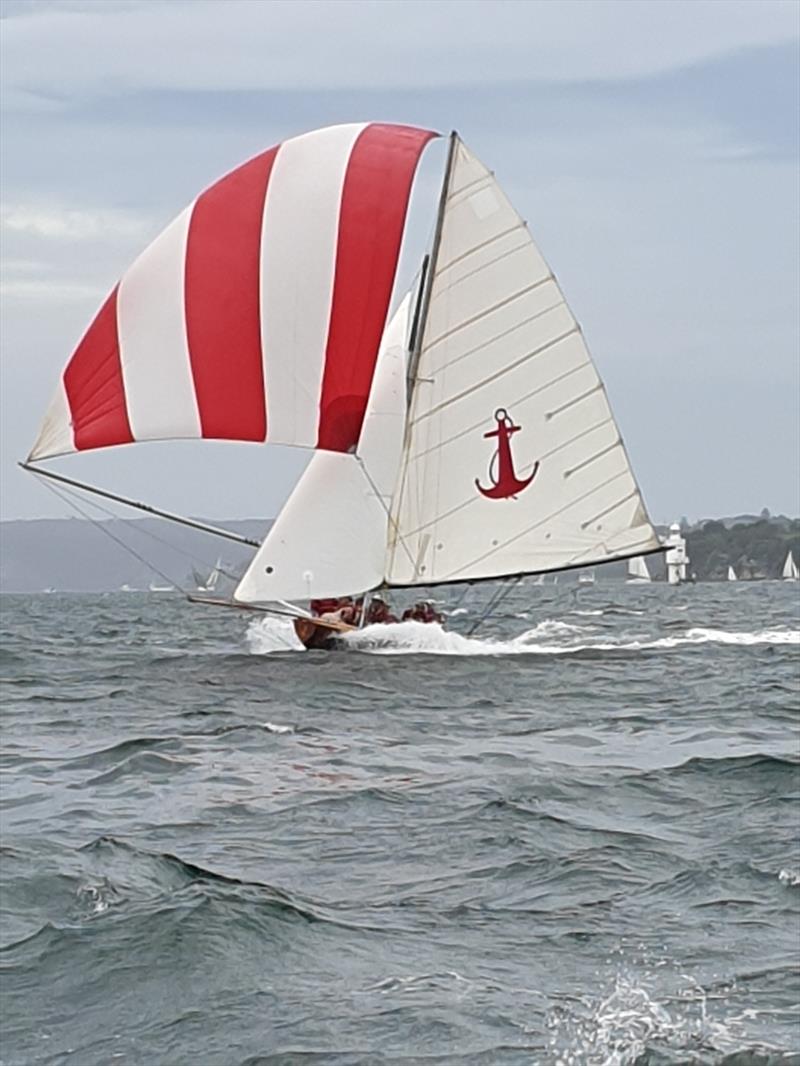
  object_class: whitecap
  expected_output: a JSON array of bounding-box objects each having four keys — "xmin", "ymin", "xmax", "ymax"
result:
[
  {"xmin": 341, "ymin": 618, "xmax": 593, "ymax": 657},
  {"xmin": 247, "ymin": 611, "xmax": 799, "ymax": 658},
  {"xmin": 547, "ymin": 973, "xmax": 771, "ymax": 1065},
  {"xmin": 246, "ymin": 615, "xmax": 303, "ymax": 654}
]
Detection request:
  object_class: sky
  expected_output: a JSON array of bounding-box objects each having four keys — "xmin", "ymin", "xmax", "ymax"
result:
[{"xmin": 1, "ymin": 0, "xmax": 798, "ymax": 526}]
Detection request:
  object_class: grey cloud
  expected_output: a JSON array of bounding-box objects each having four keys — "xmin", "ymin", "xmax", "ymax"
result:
[{"xmin": 1, "ymin": 0, "xmax": 797, "ymax": 104}]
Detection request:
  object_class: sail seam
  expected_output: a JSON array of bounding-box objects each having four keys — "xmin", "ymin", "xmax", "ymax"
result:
[
  {"xmin": 410, "ymin": 402, "xmax": 611, "ymax": 471},
  {"xmin": 448, "ymin": 172, "xmax": 493, "ymax": 203},
  {"xmin": 423, "ymin": 276, "xmax": 555, "ymax": 352},
  {"xmin": 580, "ymin": 489, "xmax": 638, "ymax": 530},
  {"xmin": 432, "ymin": 239, "xmax": 541, "ymax": 298},
  {"xmin": 412, "ymin": 325, "xmax": 579, "ymax": 424},
  {"xmin": 564, "ymin": 439, "xmax": 621, "ymax": 479},
  {"xmin": 435, "ymin": 222, "xmax": 527, "ymax": 276},
  {"xmin": 433, "ymin": 469, "xmax": 635, "ymax": 581},
  {"xmin": 416, "ymin": 296, "xmax": 567, "ymax": 388},
  {"xmin": 395, "ymin": 428, "xmax": 627, "ymax": 542},
  {"xmin": 546, "ymin": 382, "xmax": 603, "ymax": 421},
  {"xmin": 423, "ymin": 296, "xmax": 568, "ymax": 381}
]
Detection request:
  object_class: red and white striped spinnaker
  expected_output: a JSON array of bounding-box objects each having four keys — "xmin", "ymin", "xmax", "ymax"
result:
[{"xmin": 28, "ymin": 122, "xmax": 438, "ymax": 463}]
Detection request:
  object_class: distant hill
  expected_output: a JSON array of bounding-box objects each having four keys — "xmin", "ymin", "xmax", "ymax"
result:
[
  {"xmin": 683, "ymin": 517, "xmax": 800, "ymax": 581},
  {"xmin": 1, "ymin": 514, "xmax": 797, "ymax": 591},
  {"xmin": 0, "ymin": 517, "xmax": 271, "ymax": 593}
]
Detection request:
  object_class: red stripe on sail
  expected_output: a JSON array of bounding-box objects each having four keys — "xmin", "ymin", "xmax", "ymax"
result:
[
  {"xmin": 184, "ymin": 147, "xmax": 278, "ymax": 441},
  {"xmin": 317, "ymin": 123, "xmax": 437, "ymax": 452},
  {"xmin": 64, "ymin": 286, "xmax": 134, "ymax": 452}
]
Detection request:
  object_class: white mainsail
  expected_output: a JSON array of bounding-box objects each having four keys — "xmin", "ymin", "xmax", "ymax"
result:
[
  {"xmin": 385, "ymin": 138, "xmax": 660, "ymax": 587},
  {"xmin": 627, "ymin": 556, "xmax": 651, "ymax": 582},
  {"xmin": 234, "ymin": 294, "xmax": 411, "ymax": 604},
  {"xmin": 727, "ymin": 565, "xmax": 737, "ymax": 582},
  {"xmin": 783, "ymin": 551, "xmax": 799, "ymax": 581}
]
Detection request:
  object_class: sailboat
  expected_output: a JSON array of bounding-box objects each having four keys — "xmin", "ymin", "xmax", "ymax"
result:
[
  {"xmin": 577, "ymin": 569, "xmax": 596, "ymax": 585},
  {"xmin": 22, "ymin": 123, "xmax": 662, "ymax": 649},
  {"xmin": 193, "ymin": 558, "xmax": 223, "ymax": 594},
  {"xmin": 783, "ymin": 551, "xmax": 799, "ymax": 581},
  {"xmin": 627, "ymin": 556, "xmax": 651, "ymax": 583},
  {"xmin": 727, "ymin": 565, "xmax": 737, "ymax": 582}
]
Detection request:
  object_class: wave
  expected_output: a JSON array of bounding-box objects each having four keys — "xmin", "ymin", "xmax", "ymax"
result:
[
  {"xmin": 341, "ymin": 622, "xmax": 800, "ymax": 657},
  {"xmin": 650, "ymin": 752, "xmax": 800, "ymax": 778},
  {"xmin": 244, "ymin": 613, "xmax": 800, "ymax": 656},
  {"xmin": 60, "ymin": 735, "xmax": 181, "ymax": 770},
  {"xmin": 246, "ymin": 615, "xmax": 304, "ymax": 654},
  {"xmin": 546, "ymin": 973, "xmax": 793, "ymax": 1065}
]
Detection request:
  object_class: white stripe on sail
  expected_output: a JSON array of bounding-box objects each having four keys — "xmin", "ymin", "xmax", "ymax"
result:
[
  {"xmin": 27, "ymin": 379, "xmax": 75, "ymax": 461},
  {"xmin": 259, "ymin": 123, "xmax": 367, "ymax": 447},
  {"xmin": 117, "ymin": 205, "xmax": 201, "ymax": 441}
]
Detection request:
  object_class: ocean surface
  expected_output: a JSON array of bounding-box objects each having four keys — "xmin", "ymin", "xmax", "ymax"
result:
[{"xmin": 1, "ymin": 581, "xmax": 798, "ymax": 1066}]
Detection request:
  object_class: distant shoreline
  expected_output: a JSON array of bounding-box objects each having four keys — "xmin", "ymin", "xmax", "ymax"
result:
[{"xmin": 1, "ymin": 513, "xmax": 797, "ymax": 593}]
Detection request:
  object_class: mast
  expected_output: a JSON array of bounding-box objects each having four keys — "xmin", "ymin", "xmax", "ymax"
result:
[
  {"xmin": 19, "ymin": 462, "xmax": 261, "ymax": 548},
  {"xmin": 406, "ymin": 130, "xmax": 459, "ymax": 400}
]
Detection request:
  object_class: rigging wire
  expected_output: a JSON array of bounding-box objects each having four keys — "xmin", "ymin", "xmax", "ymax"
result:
[
  {"xmin": 465, "ymin": 575, "xmax": 521, "ymax": 637},
  {"xmin": 354, "ymin": 456, "xmax": 419, "ymax": 577},
  {"xmin": 34, "ymin": 476, "xmax": 241, "ymax": 592}
]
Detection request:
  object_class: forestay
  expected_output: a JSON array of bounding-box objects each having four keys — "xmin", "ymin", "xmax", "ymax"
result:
[
  {"xmin": 233, "ymin": 294, "xmax": 411, "ymax": 604},
  {"xmin": 386, "ymin": 138, "xmax": 660, "ymax": 586},
  {"xmin": 28, "ymin": 123, "xmax": 436, "ymax": 462}
]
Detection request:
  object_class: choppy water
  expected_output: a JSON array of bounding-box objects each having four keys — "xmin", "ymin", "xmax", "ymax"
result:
[{"xmin": 1, "ymin": 581, "xmax": 798, "ymax": 1065}]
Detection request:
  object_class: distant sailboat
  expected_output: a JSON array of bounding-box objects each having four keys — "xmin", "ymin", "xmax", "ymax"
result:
[
  {"xmin": 727, "ymin": 565, "xmax": 737, "ymax": 582},
  {"xmin": 626, "ymin": 556, "xmax": 651, "ymax": 583},
  {"xmin": 577, "ymin": 569, "xmax": 596, "ymax": 585},
  {"xmin": 783, "ymin": 551, "xmax": 799, "ymax": 582},
  {"xmin": 148, "ymin": 581, "xmax": 175, "ymax": 593},
  {"xmin": 194, "ymin": 558, "xmax": 223, "ymax": 593}
]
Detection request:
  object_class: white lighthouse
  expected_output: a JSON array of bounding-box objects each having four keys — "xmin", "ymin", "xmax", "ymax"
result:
[{"xmin": 664, "ymin": 522, "xmax": 689, "ymax": 585}]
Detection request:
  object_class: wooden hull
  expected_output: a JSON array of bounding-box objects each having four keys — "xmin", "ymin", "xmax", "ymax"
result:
[{"xmin": 293, "ymin": 616, "xmax": 355, "ymax": 650}]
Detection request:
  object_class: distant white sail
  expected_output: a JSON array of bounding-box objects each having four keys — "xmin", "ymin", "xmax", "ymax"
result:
[
  {"xmin": 727, "ymin": 565, "xmax": 737, "ymax": 582},
  {"xmin": 627, "ymin": 555, "xmax": 651, "ymax": 582},
  {"xmin": 205, "ymin": 558, "xmax": 223, "ymax": 592},
  {"xmin": 783, "ymin": 551, "xmax": 799, "ymax": 581},
  {"xmin": 234, "ymin": 294, "xmax": 411, "ymax": 604},
  {"xmin": 385, "ymin": 138, "xmax": 660, "ymax": 587}
]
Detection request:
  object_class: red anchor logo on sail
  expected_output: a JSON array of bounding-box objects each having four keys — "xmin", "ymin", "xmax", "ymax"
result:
[{"xmin": 475, "ymin": 408, "xmax": 539, "ymax": 500}]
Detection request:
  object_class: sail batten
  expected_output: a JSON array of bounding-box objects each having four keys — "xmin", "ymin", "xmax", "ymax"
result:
[
  {"xmin": 28, "ymin": 122, "xmax": 437, "ymax": 464},
  {"xmin": 386, "ymin": 137, "xmax": 659, "ymax": 587}
]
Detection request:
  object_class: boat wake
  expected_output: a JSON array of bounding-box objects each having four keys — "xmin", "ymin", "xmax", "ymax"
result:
[
  {"xmin": 546, "ymin": 972, "xmax": 786, "ymax": 1066},
  {"xmin": 245, "ymin": 615, "xmax": 799, "ymax": 657}
]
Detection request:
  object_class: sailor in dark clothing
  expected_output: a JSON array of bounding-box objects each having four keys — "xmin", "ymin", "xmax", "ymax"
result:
[
  {"xmin": 366, "ymin": 597, "xmax": 397, "ymax": 625},
  {"xmin": 402, "ymin": 600, "xmax": 443, "ymax": 624}
]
